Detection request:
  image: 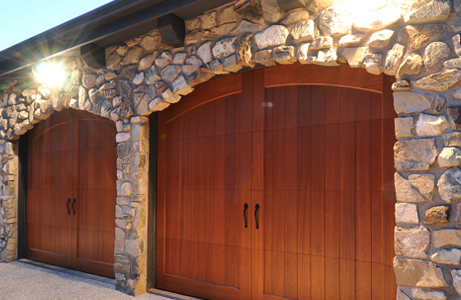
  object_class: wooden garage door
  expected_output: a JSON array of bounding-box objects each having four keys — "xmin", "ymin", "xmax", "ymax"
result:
[
  {"xmin": 27, "ymin": 109, "xmax": 117, "ymax": 278},
  {"xmin": 157, "ymin": 64, "xmax": 396, "ymax": 299}
]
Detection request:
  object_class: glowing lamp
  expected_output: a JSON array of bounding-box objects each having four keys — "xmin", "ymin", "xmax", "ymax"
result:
[{"xmin": 34, "ymin": 62, "xmax": 66, "ymax": 88}]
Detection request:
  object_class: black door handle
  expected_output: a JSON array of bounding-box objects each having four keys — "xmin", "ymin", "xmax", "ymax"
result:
[
  {"xmin": 255, "ymin": 204, "xmax": 260, "ymax": 229},
  {"xmin": 243, "ymin": 203, "xmax": 249, "ymax": 228},
  {"xmin": 72, "ymin": 198, "xmax": 76, "ymax": 215},
  {"xmin": 66, "ymin": 198, "xmax": 71, "ymax": 215}
]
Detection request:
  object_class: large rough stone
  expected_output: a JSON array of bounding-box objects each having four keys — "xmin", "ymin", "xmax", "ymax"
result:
[
  {"xmin": 397, "ymin": 54, "xmax": 423, "ymax": 78},
  {"xmin": 353, "ymin": 8, "xmax": 401, "ymax": 32},
  {"xmin": 425, "ymin": 206, "xmax": 450, "ymax": 225},
  {"xmin": 125, "ymin": 238, "xmax": 141, "ymax": 258},
  {"xmin": 281, "ymin": 8, "xmax": 310, "ymax": 25},
  {"xmin": 449, "ymin": 11, "xmax": 461, "ymax": 32},
  {"xmin": 319, "ymin": 6, "xmax": 352, "ymax": 36},
  {"xmin": 338, "ymin": 34, "xmax": 365, "ymax": 47},
  {"xmin": 218, "ymin": 5, "xmax": 237, "ymax": 24},
  {"xmin": 395, "ymin": 226, "xmax": 430, "ymax": 259},
  {"xmin": 106, "ymin": 52, "xmax": 121, "ymax": 70},
  {"xmin": 395, "ymin": 117, "xmax": 414, "ymax": 139},
  {"xmin": 448, "ymin": 106, "xmax": 461, "ymax": 129},
  {"xmin": 404, "ymin": 0, "xmax": 451, "ymax": 25},
  {"xmin": 172, "ymin": 52, "xmax": 187, "ymax": 65},
  {"xmin": 395, "ymin": 0, "xmax": 431, "ymax": 11},
  {"xmin": 439, "ymin": 147, "xmax": 461, "ymax": 168},
  {"xmin": 444, "ymin": 132, "xmax": 461, "ymax": 147},
  {"xmin": 433, "ymin": 229, "xmax": 461, "ymax": 248},
  {"xmin": 115, "ymin": 227, "xmax": 125, "ymax": 254},
  {"xmin": 172, "ymin": 76, "xmax": 193, "ymax": 96},
  {"xmin": 121, "ymin": 47, "xmax": 143, "ymax": 65},
  {"xmin": 424, "ymin": 42, "xmax": 451, "ymax": 67},
  {"xmin": 397, "ymin": 289, "xmax": 412, "ymax": 300},
  {"xmin": 155, "ymin": 52, "xmax": 172, "ymax": 68},
  {"xmin": 438, "ymin": 168, "xmax": 461, "ymax": 202},
  {"xmin": 393, "ymin": 92, "xmax": 433, "ymax": 114},
  {"xmin": 342, "ymin": 47, "xmax": 367, "ymax": 68},
  {"xmin": 197, "ymin": 42, "xmax": 212, "ymax": 64},
  {"xmin": 395, "ymin": 203, "xmax": 419, "ymax": 224},
  {"xmin": 432, "ymin": 248, "xmax": 461, "ymax": 264},
  {"xmin": 273, "ymin": 46, "xmax": 296, "ymax": 64},
  {"xmin": 145, "ymin": 66, "xmax": 161, "ymax": 85},
  {"xmin": 384, "ymin": 44, "xmax": 405, "ymax": 76},
  {"xmin": 394, "ymin": 257, "xmax": 448, "ymax": 288},
  {"xmin": 255, "ymin": 25, "xmax": 289, "ymax": 49},
  {"xmin": 140, "ymin": 35, "xmax": 161, "ymax": 51},
  {"xmin": 290, "ymin": 20, "xmax": 316, "ymax": 43},
  {"xmin": 296, "ymin": 43, "xmax": 310, "ymax": 65},
  {"xmin": 444, "ymin": 57, "xmax": 461, "ymax": 69},
  {"xmin": 414, "ymin": 69, "xmax": 461, "ymax": 91},
  {"xmin": 393, "ymin": 80, "xmax": 411, "ymax": 91},
  {"xmin": 412, "ymin": 288, "xmax": 446, "ymax": 300},
  {"xmin": 211, "ymin": 23, "xmax": 236, "ymax": 36},
  {"xmin": 223, "ymin": 54, "xmax": 243, "ymax": 72},
  {"xmin": 201, "ymin": 11, "xmax": 216, "ymax": 29},
  {"xmin": 82, "ymin": 74, "xmax": 97, "ymax": 89},
  {"xmin": 310, "ymin": 36, "xmax": 333, "ymax": 50},
  {"xmin": 182, "ymin": 56, "xmax": 203, "ymax": 76},
  {"xmin": 409, "ymin": 173, "xmax": 435, "ymax": 200},
  {"xmin": 395, "ymin": 172, "xmax": 427, "ymax": 203},
  {"xmin": 308, "ymin": 49, "xmax": 339, "ymax": 66},
  {"xmin": 261, "ymin": 0, "xmax": 283, "ymax": 23},
  {"xmin": 394, "ymin": 139, "xmax": 437, "ymax": 171},
  {"xmin": 160, "ymin": 65, "xmax": 181, "ymax": 82},
  {"xmin": 398, "ymin": 24, "xmax": 446, "ymax": 51},
  {"xmin": 454, "ymin": 34, "xmax": 461, "ymax": 57},
  {"xmin": 415, "ymin": 114, "xmax": 449, "ymax": 137},
  {"xmin": 138, "ymin": 52, "xmax": 157, "ymax": 71},
  {"xmin": 231, "ymin": 20, "xmax": 261, "ymax": 34},
  {"xmin": 363, "ymin": 54, "xmax": 383, "ymax": 75},
  {"xmin": 213, "ymin": 36, "xmax": 238, "ymax": 59},
  {"xmin": 369, "ymin": 29, "xmax": 395, "ymax": 48}
]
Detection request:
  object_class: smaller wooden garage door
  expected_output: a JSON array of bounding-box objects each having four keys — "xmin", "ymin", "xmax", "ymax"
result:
[
  {"xmin": 157, "ymin": 64, "xmax": 396, "ymax": 299},
  {"xmin": 27, "ymin": 109, "xmax": 117, "ymax": 278}
]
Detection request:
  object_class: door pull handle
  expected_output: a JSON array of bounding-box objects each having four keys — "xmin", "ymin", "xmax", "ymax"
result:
[
  {"xmin": 66, "ymin": 198, "xmax": 71, "ymax": 215},
  {"xmin": 72, "ymin": 198, "xmax": 76, "ymax": 215},
  {"xmin": 255, "ymin": 204, "xmax": 260, "ymax": 229},
  {"xmin": 243, "ymin": 203, "xmax": 249, "ymax": 228}
]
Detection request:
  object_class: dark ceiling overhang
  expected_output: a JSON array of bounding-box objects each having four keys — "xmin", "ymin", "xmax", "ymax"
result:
[{"xmin": 0, "ymin": 0, "xmax": 232, "ymax": 79}]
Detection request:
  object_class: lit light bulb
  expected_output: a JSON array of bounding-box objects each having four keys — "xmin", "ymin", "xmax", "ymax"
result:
[{"xmin": 34, "ymin": 62, "xmax": 66, "ymax": 88}]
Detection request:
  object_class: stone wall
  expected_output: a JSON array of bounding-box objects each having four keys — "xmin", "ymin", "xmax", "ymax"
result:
[{"xmin": 3, "ymin": 0, "xmax": 461, "ymax": 297}]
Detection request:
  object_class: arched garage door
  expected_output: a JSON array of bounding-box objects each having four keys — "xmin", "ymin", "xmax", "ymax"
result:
[{"xmin": 157, "ymin": 63, "xmax": 396, "ymax": 299}]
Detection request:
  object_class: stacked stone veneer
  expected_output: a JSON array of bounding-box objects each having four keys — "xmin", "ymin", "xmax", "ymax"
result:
[{"xmin": 3, "ymin": 0, "xmax": 461, "ymax": 297}]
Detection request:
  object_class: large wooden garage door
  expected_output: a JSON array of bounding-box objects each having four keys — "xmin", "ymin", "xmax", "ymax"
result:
[
  {"xmin": 27, "ymin": 109, "xmax": 117, "ymax": 278},
  {"xmin": 157, "ymin": 64, "xmax": 396, "ymax": 299}
]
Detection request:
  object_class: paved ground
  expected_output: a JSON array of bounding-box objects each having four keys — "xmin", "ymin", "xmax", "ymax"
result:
[{"xmin": 0, "ymin": 261, "xmax": 190, "ymax": 300}]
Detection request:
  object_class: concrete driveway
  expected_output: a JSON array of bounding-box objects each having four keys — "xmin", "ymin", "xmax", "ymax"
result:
[{"xmin": 0, "ymin": 261, "xmax": 195, "ymax": 300}]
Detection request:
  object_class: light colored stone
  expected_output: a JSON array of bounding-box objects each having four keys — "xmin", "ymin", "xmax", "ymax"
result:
[
  {"xmin": 338, "ymin": 34, "xmax": 365, "ymax": 47},
  {"xmin": 395, "ymin": 0, "xmax": 431, "ymax": 11},
  {"xmin": 438, "ymin": 168, "xmax": 461, "ymax": 202},
  {"xmin": 394, "ymin": 257, "xmax": 448, "ymax": 288},
  {"xmin": 414, "ymin": 69, "xmax": 461, "ymax": 91},
  {"xmin": 433, "ymin": 229, "xmax": 461, "ymax": 248},
  {"xmin": 409, "ymin": 174, "xmax": 435, "ymax": 200},
  {"xmin": 395, "ymin": 203, "xmax": 419, "ymax": 224},
  {"xmin": 197, "ymin": 42, "xmax": 212, "ymax": 64},
  {"xmin": 439, "ymin": 147, "xmax": 461, "ymax": 168},
  {"xmin": 273, "ymin": 46, "xmax": 296, "ymax": 64},
  {"xmin": 425, "ymin": 206, "xmax": 450, "ymax": 225},
  {"xmin": 398, "ymin": 23, "xmax": 446, "ymax": 51},
  {"xmin": 449, "ymin": 106, "xmax": 461, "ymax": 129},
  {"xmin": 159, "ymin": 65, "xmax": 181, "ymax": 82},
  {"xmin": 395, "ymin": 172, "xmax": 427, "ymax": 203},
  {"xmin": 231, "ymin": 20, "xmax": 261, "ymax": 34},
  {"xmin": 213, "ymin": 36, "xmax": 238, "ymax": 59},
  {"xmin": 218, "ymin": 5, "xmax": 237, "ymax": 24},
  {"xmin": 211, "ymin": 23, "xmax": 235, "ymax": 36},
  {"xmin": 149, "ymin": 97, "xmax": 170, "ymax": 112},
  {"xmin": 120, "ymin": 182, "xmax": 132, "ymax": 197},
  {"xmin": 296, "ymin": 43, "xmax": 310, "ymax": 64},
  {"xmin": 133, "ymin": 72, "xmax": 144, "ymax": 85},
  {"xmin": 397, "ymin": 289, "xmax": 412, "ymax": 300},
  {"xmin": 82, "ymin": 74, "xmax": 97, "ymax": 89},
  {"xmin": 140, "ymin": 35, "xmax": 160, "ymax": 51},
  {"xmin": 394, "ymin": 139, "xmax": 437, "ymax": 171},
  {"xmin": 255, "ymin": 25, "xmax": 289, "ymax": 49},
  {"xmin": 424, "ymin": 42, "xmax": 450, "ymax": 67},
  {"xmin": 138, "ymin": 52, "xmax": 157, "ymax": 71},
  {"xmin": 395, "ymin": 226, "xmax": 430, "ymax": 258},
  {"xmin": 319, "ymin": 6, "xmax": 352, "ymax": 36},
  {"xmin": 452, "ymin": 269, "xmax": 461, "ymax": 295},
  {"xmin": 310, "ymin": 36, "xmax": 333, "ymax": 50},
  {"xmin": 281, "ymin": 8, "xmax": 309, "ymax": 25},
  {"xmin": 172, "ymin": 76, "xmax": 193, "ymax": 96},
  {"xmin": 392, "ymin": 80, "xmax": 411, "ymax": 91},
  {"xmin": 404, "ymin": 0, "xmax": 451, "ymax": 25},
  {"xmin": 186, "ymin": 18, "xmax": 201, "ymax": 32},
  {"xmin": 290, "ymin": 20, "xmax": 316, "ymax": 43},
  {"xmin": 182, "ymin": 56, "xmax": 202, "ymax": 76},
  {"xmin": 415, "ymin": 113, "xmax": 449, "ymax": 137},
  {"xmin": 342, "ymin": 47, "xmax": 367, "ymax": 68},
  {"xmin": 238, "ymin": 33, "xmax": 254, "ymax": 68},
  {"xmin": 454, "ymin": 34, "xmax": 461, "ymax": 57},
  {"xmin": 369, "ymin": 29, "xmax": 395, "ymax": 48},
  {"xmin": 201, "ymin": 11, "xmax": 216, "ymax": 29},
  {"xmin": 412, "ymin": 288, "xmax": 446, "ymax": 300},
  {"xmin": 384, "ymin": 44, "xmax": 405, "ymax": 76},
  {"xmin": 121, "ymin": 47, "xmax": 143, "ymax": 66},
  {"xmin": 397, "ymin": 54, "xmax": 423, "ymax": 78},
  {"xmin": 209, "ymin": 60, "xmax": 229, "ymax": 74},
  {"xmin": 125, "ymin": 238, "xmax": 140, "ymax": 258},
  {"xmin": 308, "ymin": 49, "xmax": 339, "ymax": 66},
  {"xmin": 444, "ymin": 132, "xmax": 461, "ymax": 147},
  {"xmin": 116, "ymin": 133, "xmax": 131, "ymax": 143},
  {"xmin": 449, "ymin": 11, "xmax": 461, "ymax": 33},
  {"xmin": 456, "ymin": 0, "xmax": 461, "ymax": 11},
  {"xmin": 353, "ymin": 8, "xmax": 401, "ymax": 32},
  {"xmin": 155, "ymin": 52, "xmax": 172, "ymax": 68},
  {"xmin": 363, "ymin": 54, "xmax": 382, "ymax": 75},
  {"xmin": 223, "ymin": 54, "xmax": 243, "ymax": 72},
  {"xmin": 394, "ymin": 92, "xmax": 433, "ymax": 114},
  {"xmin": 106, "ymin": 52, "xmax": 121, "ymax": 70},
  {"xmin": 114, "ymin": 227, "xmax": 125, "ymax": 253},
  {"xmin": 395, "ymin": 117, "xmax": 414, "ymax": 139},
  {"xmin": 431, "ymin": 248, "xmax": 461, "ymax": 264},
  {"xmin": 172, "ymin": 52, "xmax": 187, "ymax": 65},
  {"xmin": 444, "ymin": 57, "xmax": 461, "ymax": 69}
]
